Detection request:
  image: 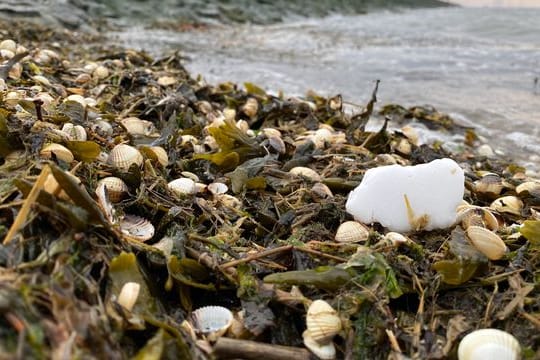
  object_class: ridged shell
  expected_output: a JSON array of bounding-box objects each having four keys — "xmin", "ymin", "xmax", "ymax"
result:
[
  {"xmin": 208, "ymin": 182, "xmax": 228, "ymax": 196},
  {"xmin": 335, "ymin": 221, "xmax": 369, "ymax": 243},
  {"xmin": 95, "ymin": 183, "xmax": 116, "ymax": 224},
  {"xmin": 306, "ymin": 300, "xmax": 342, "ymax": 344},
  {"xmin": 289, "ymin": 167, "xmax": 322, "ymax": 182},
  {"xmin": 458, "ymin": 328, "xmax": 520, "ymax": 360},
  {"xmin": 148, "ymin": 146, "xmax": 168, "ymax": 167},
  {"xmin": 490, "ymin": 196, "xmax": 523, "ymax": 216},
  {"xmin": 120, "ymin": 117, "xmax": 157, "ymax": 137},
  {"xmin": 474, "ymin": 173, "xmax": 503, "ymax": 196},
  {"xmin": 61, "ymin": 123, "xmax": 87, "ymax": 141},
  {"xmin": 302, "ymin": 330, "xmax": 336, "ymax": 360},
  {"xmin": 117, "ymin": 282, "xmax": 140, "ymax": 311},
  {"xmin": 191, "ymin": 306, "xmax": 233, "ymax": 337},
  {"xmin": 96, "ymin": 177, "xmax": 129, "ymax": 203},
  {"xmin": 466, "ymin": 226, "xmax": 507, "ymax": 260},
  {"xmin": 40, "ymin": 143, "xmax": 74, "ymax": 163},
  {"xmin": 168, "ymin": 178, "xmax": 197, "ymax": 196},
  {"xmin": 107, "ymin": 144, "xmax": 144, "ymax": 171},
  {"xmin": 120, "ymin": 215, "xmax": 155, "ymax": 242}
]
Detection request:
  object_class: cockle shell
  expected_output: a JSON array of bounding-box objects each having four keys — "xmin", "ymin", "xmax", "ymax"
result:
[
  {"xmin": 474, "ymin": 173, "xmax": 503, "ymax": 196},
  {"xmin": 117, "ymin": 282, "xmax": 140, "ymax": 312},
  {"xmin": 191, "ymin": 306, "xmax": 233, "ymax": 338},
  {"xmin": 107, "ymin": 144, "xmax": 144, "ymax": 171},
  {"xmin": 466, "ymin": 226, "xmax": 507, "ymax": 260},
  {"xmin": 61, "ymin": 123, "xmax": 87, "ymax": 141},
  {"xmin": 302, "ymin": 330, "xmax": 336, "ymax": 360},
  {"xmin": 458, "ymin": 328, "xmax": 520, "ymax": 360},
  {"xmin": 119, "ymin": 215, "xmax": 155, "ymax": 242},
  {"xmin": 168, "ymin": 178, "xmax": 197, "ymax": 196},
  {"xmin": 335, "ymin": 221, "xmax": 369, "ymax": 243},
  {"xmin": 490, "ymin": 196, "xmax": 523, "ymax": 216},
  {"xmin": 96, "ymin": 177, "xmax": 129, "ymax": 203},
  {"xmin": 289, "ymin": 166, "xmax": 322, "ymax": 182},
  {"xmin": 306, "ymin": 300, "xmax": 342, "ymax": 344},
  {"xmin": 40, "ymin": 143, "xmax": 74, "ymax": 163},
  {"xmin": 208, "ymin": 182, "xmax": 228, "ymax": 196}
]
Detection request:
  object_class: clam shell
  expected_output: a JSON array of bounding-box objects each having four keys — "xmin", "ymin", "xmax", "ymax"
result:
[
  {"xmin": 384, "ymin": 232, "xmax": 409, "ymax": 246},
  {"xmin": 466, "ymin": 226, "xmax": 507, "ymax": 260},
  {"xmin": 107, "ymin": 144, "xmax": 144, "ymax": 172},
  {"xmin": 61, "ymin": 123, "xmax": 87, "ymax": 141},
  {"xmin": 208, "ymin": 182, "xmax": 228, "ymax": 196},
  {"xmin": 0, "ymin": 39, "xmax": 17, "ymax": 52},
  {"xmin": 40, "ymin": 143, "xmax": 74, "ymax": 163},
  {"xmin": 458, "ymin": 207, "xmax": 499, "ymax": 231},
  {"xmin": 91, "ymin": 120, "xmax": 114, "ymax": 136},
  {"xmin": 306, "ymin": 300, "xmax": 342, "ymax": 344},
  {"xmin": 168, "ymin": 178, "xmax": 197, "ymax": 196},
  {"xmin": 474, "ymin": 173, "xmax": 503, "ymax": 196},
  {"xmin": 289, "ymin": 166, "xmax": 322, "ymax": 182},
  {"xmin": 335, "ymin": 221, "xmax": 369, "ymax": 243},
  {"xmin": 65, "ymin": 94, "xmax": 87, "ymax": 107},
  {"xmin": 148, "ymin": 146, "xmax": 168, "ymax": 167},
  {"xmin": 117, "ymin": 282, "xmax": 140, "ymax": 311},
  {"xmin": 490, "ymin": 196, "xmax": 523, "ymax": 216},
  {"xmin": 120, "ymin": 117, "xmax": 157, "ymax": 137},
  {"xmin": 120, "ymin": 215, "xmax": 155, "ymax": 242},
  {"xmin": 458, "ymin": 328, "xmax": 520, "ymax": 360},
  {"xmin": 191, "ymin": 306, "xmax": 233, "ymax": 337},
  {"xmin": 312, "ymin": 182, "xmax": 334, "ymax": 200},
  {"xmin": 96, "ymin": 177, "xmax": 129, "ymax": 203},
  {"xmin": 302, "ymin": 330, "xmax": 336, "ymax": 360},
  {"xmin": 516, "ymin": 181, "xmax": 540, "ymax": 199}
]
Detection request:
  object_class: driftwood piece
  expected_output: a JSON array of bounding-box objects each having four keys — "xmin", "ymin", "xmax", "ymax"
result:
[{"xmin": 213, "ymin": 337, "xmax": 312, "ymax": 360}]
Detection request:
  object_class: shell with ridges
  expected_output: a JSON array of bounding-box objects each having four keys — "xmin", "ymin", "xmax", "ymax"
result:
[
  {"xmin": 168, "ymin": 178, "xmax": 197, "ymax": 197},
  {"xmin": 458, "ymin": 328, "xmax": 520, "ymax": 360},
  {"xmin": 61, "ymin": 123, "xmax": 87, "ymax": 141},
  {"xmin": 466, "ymin": 226, "xmax": 507, "ymax": 260},
  {"xmin": 191, "ymin": 306, "xmax": 233, "ymax": 338},
  {"xmin": 208, "ymin": 182, "xmax": 228, "ymax": 196},
  {"xmin": 306, "ymin": 300, "xmax": 342, "ymax": 344},
  {"xmin": 302, "ymin": 330, "xmax": 336, "ymax": 360},
  {"xmin": 107, "ymin": 144, "xmax": 144, "ymax": 172},
  {"xmin": 120, "ymin": 215, "xmax": 155, "ymax": 242},
  {"xmin": 289, "ymin": 166, "xmax": 322, "ymax": 182},
  {"xmin": 96, "ymin": 177, "xmax": 129, "ymax": 203},
  {"xmin": 335, "ymin": 221, "xmax": 369, "ymax": 243},
  {"xmin": 40, "ymin": 143, "xmax": 74, "ymax": 163},
  {"xmin": 117, "ymin": 282, "xmax": 140, "ymax": 311},
  {"xmin": 490, "ymin": 196, "xmax": 523, "ymax": 216}
]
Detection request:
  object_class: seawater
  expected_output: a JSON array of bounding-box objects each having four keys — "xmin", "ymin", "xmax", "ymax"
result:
[{"xmin": 114, "ymin": 6, "xmax": 540, "ymax": 170}]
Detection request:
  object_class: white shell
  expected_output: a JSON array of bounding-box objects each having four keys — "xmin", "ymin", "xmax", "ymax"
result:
[
  {"xmin": 96, "ymin": 177, "xmax": 129, "ymax": 203},
  {"xmin": 303, "ymin": 330, "xmax": 336, "ymax": 360},
  {"xmin": 168, "ymin": 178, "xmax": 197, "ymax": 196},
  {"xmin": 490, "ymin": 196, "xmax": 523, "ymax": 216},
  {"xmin": 384, "ymin": 232, "xmax": 409, "ymax": 246},
  {"xmin": 306, "ymin": 300, "xmax": 342, "ymax": 344},
  {"xmin": 108, "ymin": 144, "xmax": 144, "ymax": 171},
  {"xmin": 117, "ymin": 282, "xmax": 140, "ymax": 311},
  {"xmin": 335, "ymin": 221, "xmax": 369, "ymax": 243},
  {"xmin": 120, "ymin": 215, "xmax": 155, "ymax": 242},
  {"xmin": 61, "ymin": 123, "xmax": 87, "ymax": 141},
  {"xmin": 120, "ymin": 117, "xmax": 157, "ymax": 137},
  {"xmin": 242, "ymin": 98, "xmax": 258, "ymax": 118},
  {"xmin": 208, "ymin": 182, "xmax": 228, "ymax": 196},
  {"xmin": 466, "ymin": 226, "xmax": 507, "ymax": 260},
  {"xmin": 474, "ymin": 173, "xmax": 503, "ymax": 196},
  {"xmin": 289, "ymin": 167, "xmax": 322, "ymax": 182},
  {"xmin": 191, "ymin": 306, "xmax": 233, "ymax": 337},
  {"xmin": 93, "ymin": 65, "xmax": 109, "ymax": 79},
  {"xmin": 458, "ymin": 328, "xmax": 520, "ymax": 360},
  {"xmin": 40, "ymin": 143, "xmax": 74, "ymax": 163},
  {"xmin": 0, "ymin": 39, "xmax": 17, "ymax": 52}
]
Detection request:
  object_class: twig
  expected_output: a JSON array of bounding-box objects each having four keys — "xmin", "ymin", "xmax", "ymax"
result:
[
  {"xmin": 294, "ymin": 245, "xmax": 348, "ymax": 263},
  {"xmin": 219, "ymin": 245, "xmax": 293, "ymax": 270},
  {"xmin": 213, "ymin": 337, "xmax": 311, "ymax": 360}
]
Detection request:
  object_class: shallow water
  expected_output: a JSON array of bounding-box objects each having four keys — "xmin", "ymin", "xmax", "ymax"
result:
[{"xmin": 114, "ymin": 7, "xmax": 540, "ymax": 169}]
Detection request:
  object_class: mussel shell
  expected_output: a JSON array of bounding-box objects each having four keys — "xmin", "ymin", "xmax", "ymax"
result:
[{"xmin": 458, "ymin": 328, "xmax": 520, "ymax": 360}]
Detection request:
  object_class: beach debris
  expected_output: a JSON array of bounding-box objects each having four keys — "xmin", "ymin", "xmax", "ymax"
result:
[{"xmin": 191, "ymin": 306, "xmax": 234, "ymax": 340}]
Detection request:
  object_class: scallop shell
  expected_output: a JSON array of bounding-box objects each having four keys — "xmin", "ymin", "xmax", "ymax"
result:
[
  {"xmin": 61, "ymin": 123, "xmax": 87, "ymax": 141},
  {"xmin": 458, "ymin": 328, "xmax": 520, "ymax": 360},
  {"xmin": 302, "ymin": 330, "xmax": 336, "ymax": 360},
  {"xmin": 208, "ymin": 182, "xmax": 228, "ymax": 196},
  {"xmin": 289, "ymin": 166, "xmax": 322, "ymax": 182},
  {"xmin": 490, "ymin": 196, "xmax": 523, "ymax": 216},
  {"xmin": 117, "ymin": 282, "xmax": 140, "ymax": 311},
  {"xmin": 120, "ymin": 215, "xmax": 155, "ymax": 242},
  {"xmin": 466, "ymin": 226, "xmax": 507, "ymax": 260},
  {"xmin": 335, "ymin": 221, "xmax": 369, "ymax": 243},
  {"xmin": 474, "ymin": 173, "xmax": 503, "ymax": 196},
  {"xmin": 120, "ymin": 117, "xmax": 157, "ymax": 137},
  {"xmin": 191, "ymin": 306, "xmax": 233, "ymax": 338},
  {"xmin": 40, "ymin": 143, "xmax": 74, "ymax": 163},
  {"xmin": 306, "ymin": 300, "xmax": 342, "ymax": 344},
  {"xmin": 107, "ymin": 144, "xmax": 144, "ymax": 172},
  {"xmin": 96, "ymin": 177, "xmax": 129, "ymax": 203},
  {"xmin": 168, "ymin": 178, "xmax": 197, "ymax": 197}
]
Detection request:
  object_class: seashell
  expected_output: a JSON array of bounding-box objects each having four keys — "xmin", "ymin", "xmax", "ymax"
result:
[
  {"xmin": 289, "ymin": 166, "xmax": 322, "ymax": 182},
  {"xmin": 466, "ymin": 226, "xmax": 507, "ymax": 260},
  {"xmin": 312, "ymin": 182, "xmax": 333, "ymax": 200},
  {"xmin": 242, "ymin": 97, "xmax": 259, "ymax": 118},
  {"xmin": 157, "ymin": 76, "xmax": 176, "ymax": 86},
  {"xmin": 61, "ymin": 123, "xmax": 87, "ymax": 141},
  {"xmin": 306, "ymin": 300, "xmax": 342, "ymax": 344},
  {"xmin": 0, "ymin": 49, "xmax": 14, "ymax": 60},
  {"xmin": 384, "ymin": 232, "xmax": 409, "ymax": 246},
  {"xmin": 84, "ymin": 97, "xmax": 97, "ymax": 107},
  {"xmin": 168, "ymin": 178, "xmax": 197, "ymax": 197},
  {"xmin": 120, "ymin": 215, "xmax": 155, "ymax": 242},
  {"xmin": 96, "ymin": 177, "xmax": 129, "ymax": 203},
  {"xmin": 40, "ymin": 143, "xmax": 74, "ymax": 163},
  {"xmin": 8, "ymin": 63, "xmax": 22, "ymax": 80},
  {"xmin": 65, "ymin": 94, "xmax": 87, "ymax": 107},
  {"xmin": 140, "ymin": 146, "xmax": 168, "ymax": 167},
  {"xmin": 391, "ymin": 137, "xmax": 412, "ymax": 156},
  {"xmin": 117, "ymin": 282, "xmax": 140, "ymax": 311},
  {"xmin": 152, "ymin": 236, "xmax": 174, "ymax": 257},
  {"xmin": 236, "ymin": 119, "xmax": 250, "ymax": 133},
  {"xmin": 477, "ymin": 144, "xmax": 494, "ymax": 158},
  {"xmin": 335, "ymin": 221, "xmax": 369, "ymax": 243},
  {"xmin": 32, "ymin": 75, "xmax": 51, "ymax": 87},
  {"xmin": 458, "ymin": 207, "xmax": 499, "ymax": 231},
  {"xmin": 474, "ymin": 173, "xmax": 503, "ymax": 196},
  {"xmin": 208, "ymin": 182, "xmax": 228, "ymax": 196},
  {"xmin": 223, "ymin": 108, "xmax": 236, "ymax": 122},
  {"xmin": 218, "ymin": 194, "xmax": 242, "ymax": 209},
  {"xmin": 302, "ymin": 330, "xmax": 336, "ymax": 360},
  {"xmin": 95, "ymin": 183, "xmax": 116, "ymax": 224},
  {"xmin": 107, "ymin": 144, "xmax": 144, "ymax": 172},
  {"xmin": 191, "ymin": 306, "xmax": 233, "ymax": 338},
  {"xmin": 516, "ymin": 181, "xmax": 540, "ymax": 200},
  {"xmin": 261, "ymin": 128, "xmax": 281, "ymax": 138},
  {"xmin": 93, "ymin": 65, "xmax": 109, "ymax": 79},
  {"xmin": 0, "ymin": 39, "xmax": 17, "ymax": 52},
  {"xmin": 75, "ymin": 73, "xmax": 92, "ymax": 84},
  {"xmin": 401, "ymin": 125, "xmax": 419, "ymax": 145},
  {"xmin": 91, "ymin": 119, "xmax": 114, "ymax": 136},
  {"xmin": 490, "ymin": 196, "xmax": 523, "ymax": 216},
  {"xmin": 120, "ymin": 117, "xmax": 157, "ymax": 137},
  {"xmin": 34, "ymin": 49, "xmax": 60, "ymax": 65},
  {"xmin": 458, "ymin": 328, "xmax": 520, "ymax": 360}
]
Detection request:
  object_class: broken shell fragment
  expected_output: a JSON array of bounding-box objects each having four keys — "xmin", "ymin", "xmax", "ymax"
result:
[
  {"xmin": 302, "ymin": 330, "xmax": 336, "ymax": 360},
  {"xmin": 117, "ymin": 282, "xmax": 140, "ymax": 312},
  {"xmin": 191, "ymin": 306, "xmax": 233, "ymax": 338},
  {"xmin": 458, "ymin": 328, "xmax": 520, "ymax": 360},
  {"xmin": 306, "ymin": 300, "xmax": 342, "ymax": 344},
  {"xmin": 40, "ymin": 143, "xmax": 74, "ymax": 163},
  {"xmin": 96, "ymin": 177, "xmax": 129, "ymax": 203},
  {"xmin": 120, "ymin": 215, "xmax": 155, "ymax": 242},
  {"xmin": 107, "ymin": 144, "xmax": 144, "ymax": 171},
  {"xmin": 168, "ymin": 178, "xmax": 197, "ymax": 196},
  {"xmin": 289, "ymin": 166, "xmax": 322, "ymax": 182},
  {"xmin": 490, "ymin": 196, "xmax": 523, "ymax": 216},
  {"xmin": 335, "ymin": 221, "xmax": 369, "ymax": 243},
  {"xmin": 466, "ymin": 226, "xmax": 507, "ymax": 260}
]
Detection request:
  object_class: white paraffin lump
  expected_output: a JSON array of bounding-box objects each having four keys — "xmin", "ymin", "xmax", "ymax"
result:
[{"xmin": 345, "ymin": 158, "xmax": 465, "ymax": 233}]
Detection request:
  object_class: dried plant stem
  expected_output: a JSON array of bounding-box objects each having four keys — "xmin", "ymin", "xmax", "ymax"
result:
[{"xmin": 213, "ymin": 337, "xmax": 311, "ymax": 360}]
